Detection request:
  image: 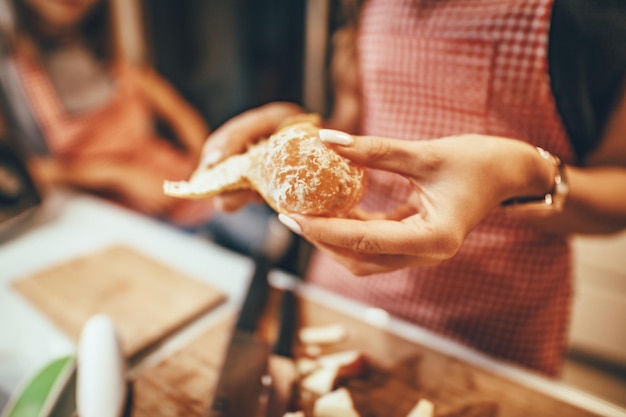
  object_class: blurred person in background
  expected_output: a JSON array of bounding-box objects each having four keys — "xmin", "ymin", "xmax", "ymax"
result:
[
  {"xmin": 0, "ymin": 0, "xmax": 214, "ymax": 228},
  {"xmin": 200, "ymin": 0, "xmax": 626, "ymax": 376}
]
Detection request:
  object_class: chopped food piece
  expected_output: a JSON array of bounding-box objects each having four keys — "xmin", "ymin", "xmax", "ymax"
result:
[
  {"xmin": 313, "ymin": 388, "xmax": 361, "ymax": 417},
  {"xmin": 299, "ymin": 349, "xmax": 368, "ymax": 395},
  {"xmin": 301, "ymin": 367, "xmax": 340, "ymax": 396},
  {"xmin": 317, "ymin": 350, "xmax": 367, "ymax": 378},
  {"xmin": 164, "ymin": 116, "xmax": 365, "ymax": 217},
  {"xmin": 406, "ymin": 399, "xmax": 435, "ymax": 417},
  {"xmin": 296, "ymin": 358, "xmax": 320, "ymax": 376},
  {"xmin": 299, "ymin": 324, "xmax": 347, "ymax": 345},
  {"xmin": 282, "ymin": 412, "xmax": 305, "ymax": 417},
  {"xmin": 304, "ymin": 344, "xmax": 322, "ymax": 358}
]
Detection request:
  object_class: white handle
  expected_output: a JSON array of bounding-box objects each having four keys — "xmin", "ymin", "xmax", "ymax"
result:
[{"xmin": 77, "ymin": 314, "xmax": 127, "ymax": 417}]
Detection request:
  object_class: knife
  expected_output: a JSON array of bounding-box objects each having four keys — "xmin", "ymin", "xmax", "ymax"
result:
[
  {"xmin": 30, "ymin": 315, "xmax": 131, "ymax": 417},
  {"xmin": 266, "ymin": 288, "xmax": 300, "ymax": 417},
  {"xmin": 75, "ymin": 315, "xmax": 130, "ymax": 417},
  {"xmin": 206, "ymin": 255, "xmax": 273, "ymax": 417}
]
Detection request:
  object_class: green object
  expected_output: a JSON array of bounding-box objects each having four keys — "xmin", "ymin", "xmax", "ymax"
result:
[{"xmin": 1, "ymin": 356, "xmax": 75, "ymax": 417}]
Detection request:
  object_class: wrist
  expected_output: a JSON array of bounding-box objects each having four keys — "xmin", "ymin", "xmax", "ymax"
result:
[{"xmin": 502, "ymin": 147, "xmax": 569, "ymax": 212}]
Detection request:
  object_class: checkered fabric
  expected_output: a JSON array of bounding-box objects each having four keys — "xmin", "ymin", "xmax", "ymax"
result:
[
  {"xmin": 14, "ymin": 54, "xmax": 213, "ymax": 227},
  {"xmin": 308, "ymin": 0, "xmax": 577, "ymax": 376}
]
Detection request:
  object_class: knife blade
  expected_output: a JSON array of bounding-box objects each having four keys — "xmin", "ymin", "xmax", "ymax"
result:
[
  {"xmin": 267, "ymin": 288, "xmax": 300, "ymax": 417},
  {"xmin": 206, "ymin": 255, "xmax": 273, "ymax": 417}
]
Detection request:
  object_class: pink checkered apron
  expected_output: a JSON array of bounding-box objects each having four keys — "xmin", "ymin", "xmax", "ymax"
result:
[
  {"xmin": 307, "ymin": 0, "xmax": 577, "ymax": 376},
  {"xmin": 14, "ymin": 54, "xmax": 214, "ymax": 227}
]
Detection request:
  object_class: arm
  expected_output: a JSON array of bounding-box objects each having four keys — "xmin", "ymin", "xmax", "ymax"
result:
[
  {"xmin": 275, "ymin": 84, "xmax": 626, "ymax": 275},
  {"xmin": 522, "ymin": 81, "xmax": 626, "ymax": 234},
  {"xmin": 129, "ymin": 66, "xmax": 210, "ymax": 158},
  {"xmin": 29, "ymin": 157, "xmax": 175, "ymax": 215}
]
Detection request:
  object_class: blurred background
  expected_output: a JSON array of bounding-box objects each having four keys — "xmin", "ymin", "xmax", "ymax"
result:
[{"xmin": 144, "ymin": 0, "xmax": 307, "ymax": 129}]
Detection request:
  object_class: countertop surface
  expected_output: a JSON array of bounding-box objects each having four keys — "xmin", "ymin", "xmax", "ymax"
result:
[{"xmin": 1, "ymin": 189, "xmax": 625, "ymax": 416}]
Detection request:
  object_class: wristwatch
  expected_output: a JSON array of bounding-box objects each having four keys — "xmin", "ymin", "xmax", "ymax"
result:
[{"xmin": 501, "ymin": 147, "xmax": 569, "ymax": 212}]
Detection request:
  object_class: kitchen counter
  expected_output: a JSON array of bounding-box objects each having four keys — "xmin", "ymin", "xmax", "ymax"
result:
[{"xmin": 1, "ymin": 189, "xmax": 625, "ymax": 416}]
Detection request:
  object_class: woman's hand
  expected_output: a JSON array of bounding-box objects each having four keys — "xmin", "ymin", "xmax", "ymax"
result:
[
  {"xmin": 31, "ymin": 157, "xmax": 177, "ymax": 216},
  {"xmin": 278, "ymin": 130, "xmax": 556, "ymax": 276},
  {"xmin": 108, "ymin": 165, "xmax": 179, "ymax": 216},
  {"xmin": 200, "ymin": 101, "xmax": 305, "ymax": 212}
]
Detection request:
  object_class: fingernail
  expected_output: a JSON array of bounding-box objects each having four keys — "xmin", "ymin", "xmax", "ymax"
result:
[
  {"xmin": 278, "ymin": 214, "xmax": 302, "ymax": 235},
  {"xmin": 319, "ymin": 129, "xmax": 354, "ymax": 146},
  {"xmin": 201, "ymin": 150, "xmax": 222, "ymax": 167}
]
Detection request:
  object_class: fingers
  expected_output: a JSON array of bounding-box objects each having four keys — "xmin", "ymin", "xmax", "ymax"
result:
[
  {"xmin": 384, "ymin": 201, "xmax": 421, "ymax": 221},
  {"xmin": 347, "ymin": 207, "xmax": 390, "ymax": 221},
  {"xmin": 279, "ymin": 214, "xmax": 463, "ymax": 262},
  {"xmin": 313, "ymin": 242, "xmax": 440, "ymax": 276},
  {"xmin": 319, "ymin": 129, "xmax": 440, "ymax": 178},
  {"xmin": 201, "ymin": 102, "xmax": 304, "ymax": 167},
  {"xmin": 278, "ymin": 214, "xmax": 463, "ymax": 274}
]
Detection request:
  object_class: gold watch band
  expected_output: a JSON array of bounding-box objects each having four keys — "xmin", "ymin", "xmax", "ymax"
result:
[{"xmin": 501, "ymin": 147, "xmax": 569, "ymax": 212}]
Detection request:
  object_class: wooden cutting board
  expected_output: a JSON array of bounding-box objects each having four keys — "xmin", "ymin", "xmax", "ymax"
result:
[
  {"xmin": 132, "ymin": 316, "xmax": 234, "ymax": 417},
  {"xmin": 130, "ymin": 290, "xmax": 604, "ymax": 417},
  {"xmin": 12, "ymin": 245, "xmax": 226, "ymax": 357}
]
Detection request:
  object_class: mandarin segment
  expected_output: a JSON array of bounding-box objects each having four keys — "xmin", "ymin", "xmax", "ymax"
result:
[{"xmin": 164, "ymin": 117, "xmax": 365, "ymax": 217}]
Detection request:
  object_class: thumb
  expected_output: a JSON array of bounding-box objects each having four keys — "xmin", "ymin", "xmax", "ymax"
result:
[{"xmin": 201, "ymin": 102, "xmax": 305, "ymax": 167}]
